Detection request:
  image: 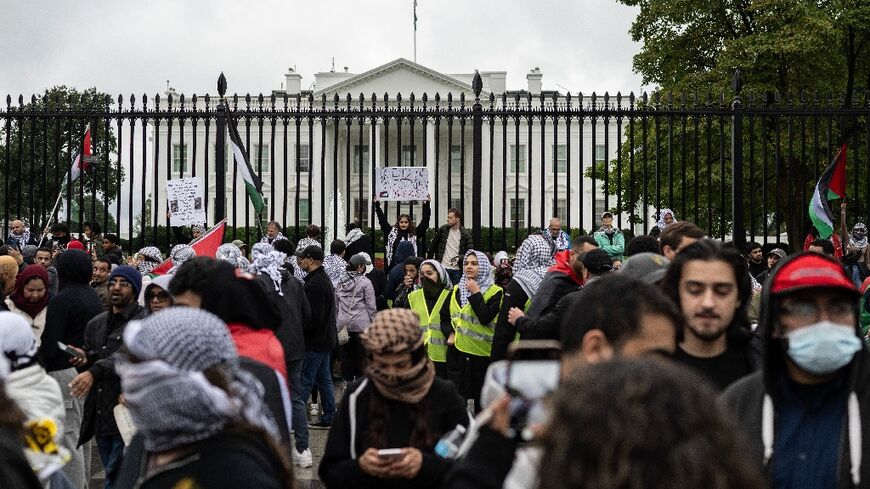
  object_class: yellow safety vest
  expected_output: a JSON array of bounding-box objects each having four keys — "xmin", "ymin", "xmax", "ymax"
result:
[
  {"xmin": 408, "ymin": 288, "xmax": 450, "ymax": 363},
  {"xmin": 450, "ymin": 284, "xmax": 503, "ymax": 358}
]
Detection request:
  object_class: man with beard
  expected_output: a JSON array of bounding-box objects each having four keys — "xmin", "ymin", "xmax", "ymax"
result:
[
  {"xmin": 745, "ymin": 242, "xmax": 767, "ymax": 278},
  {"xmin": 4, "ymin": 219, "xmax": 38, "ymax": 248},
  {"xmin": 91, "ymin": 258, "xmax": 112, "ymax": 311},
  {"xmin": 663, "ymin": 239, "xmax": 757, "ymax": 390}
]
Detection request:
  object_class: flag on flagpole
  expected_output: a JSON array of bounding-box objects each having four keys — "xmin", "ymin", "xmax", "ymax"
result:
[
  {"xmin": 414, "ymin": 0, "xmax": 418, "ymax": 31},
  {"xmin": 227, "ymin": 114, "xmax": 266, "ymax": 216},
  {"xmin": 150, "ymin": 220, "xmax": 228, "ymax": 275},
  {"xmin": 67, "ymin": 126, "xmax": 93, "ymax": 183},
  {"xmin": 808, "ymin": 144, "xmax": 847, "ymax": 239}
]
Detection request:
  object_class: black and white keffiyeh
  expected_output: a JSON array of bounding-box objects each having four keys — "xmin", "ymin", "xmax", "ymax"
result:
[
  {"xmin": 250, "ymin": 243, "xmax": 287, "ymax": 295},
  {"xmin": 656, "ymin": 208, "xmax": 676, "ymax": 230},
  {"xmin": 118, "ymin": 307, "xmax": 277, "ymax": 453},
  {"xmin": 260, "ymin": 232, "xmax": 288, "ymax": 245},
  {"xmin": 216, "ymin": 243, "xmax": 244, "ymax": 268},
  {"xmin": 851, "ymin": 223, "xmax": 868, "ymax": 250},
  {"xmin": 512, "ymin": 234, "xmax": 556, "ymax": 298},
  {"xmin": 167, "ymin": 245, "xmax": 195, "ymax": 274},
  {"xmin": 8, "ymin": 228, "xmax": 32, "ymax": 249},
  {"xmin": 344, "ymin": 228, "xmax": 365, "ymax": 246},
  {"xmin": 458, "ymin": 250, "xmax": 494, "ymax": 307},
  {"xmin": 324, "ymin": 254, "xmax": 349, "ymax": 286},
  {"xmin": 135, "ymin": 246, "xmax": 163, "ymax": 276},
  {"xmin": 386, "ymin": 229, "xmax": 417, "ymax": 268}
]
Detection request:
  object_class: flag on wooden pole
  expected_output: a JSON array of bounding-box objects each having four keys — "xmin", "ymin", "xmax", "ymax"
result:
[{"xmin": 808, "ymin": 144, "xmax": 847, "ymax": 239}]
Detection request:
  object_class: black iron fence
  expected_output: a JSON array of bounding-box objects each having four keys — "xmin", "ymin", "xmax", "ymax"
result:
[{"xmin": 1, "ymin": 71, "xmax": 869, "ymax": 255}]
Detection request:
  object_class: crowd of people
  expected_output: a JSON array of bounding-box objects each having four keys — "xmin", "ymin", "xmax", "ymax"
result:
[{"xmin": 1, "ymin": 201, "xmax": 869, "ymax": 489}]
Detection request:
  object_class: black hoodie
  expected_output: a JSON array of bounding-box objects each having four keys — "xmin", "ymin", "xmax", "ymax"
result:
[
  {"xmin": 721, "ymin": 252, "xmax": 870, "ymax": 488},
  {"xmin": 38, "ymin": 250, "xmax": 105, "ymax": 372}
]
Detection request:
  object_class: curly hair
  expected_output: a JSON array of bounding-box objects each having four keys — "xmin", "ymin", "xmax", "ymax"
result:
[{"xmin": 538, "ymin": 359, "xmax": 765, "ymax": 489}]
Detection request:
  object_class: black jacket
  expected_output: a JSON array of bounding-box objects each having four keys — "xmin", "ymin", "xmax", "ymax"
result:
[
  {"xmin": 114, "ymin": 430, "xmax": 287, "ymax": 489},
  {"xmin": 721, "ymin": 252, "xmax": 870, "ymax": 488},
  {"xmin": 345, "ymin": 233, "xmax": 373, "ymax": 261},
  {"xmin": 0, "ymin": 426, "xmax": 42, "ymax": 489},
  {"xmin": 256, "ymin": 269, "xmax": 311, "ymax": 364},
  {"xmin": 302, "ymin": 266, "xmax": 337, "ymax": 353},
  {"xmin": 103, "ymin": 246, "xmax": 124, "ymax": 266},
  {"xmin": 440, "ymin": 426, "xmax": 518, "ymax": 489},
  {"xmin": 38, "ymin": 250, "xmax": 105, "ymax": 372},
  {"xmin": 79, "ymin": 302, "xmax": 146, "ymax": 446},
  {"xmin": 490, "ymin": 281, "xmax": 530, "ymax": 362},
  {"xmin": 524, "ymin": 271, "xmax": 582, "ymax": 320},
  {"xmin": 518, "ymin": 289, "xmax": 582, "ymax": 343},
  {"xmin": 319, "ymin": 377, "xmax": 469, "ymax": 489},
  {"xmin": 367, "ymin": 268, "xmax": 389, "ymax": 311},
  {"xmin": 428, "ymin": 225, "xmax": 473, "ymax": 265},
  {"xmin": 375, "ymin": 201, "xmax": 431, "ymax": 268}
]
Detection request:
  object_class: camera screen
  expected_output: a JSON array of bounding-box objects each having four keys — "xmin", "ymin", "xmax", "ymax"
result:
[{"xmin": 507, "ymin": 360, "xmax": 560, "ymax": 400}]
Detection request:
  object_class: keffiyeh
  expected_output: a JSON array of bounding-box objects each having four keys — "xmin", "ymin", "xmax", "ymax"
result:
[
  {"xmin": 851, "ymin": 223, "xmax": 868, "ymax": 250},
  {"xmin": 458, "ymin": 250, "xmax": 494, "ymax": 307},
  {"xmin": 8, "ymin": 228, "xmax": 32, "ymax": 249},
  {"xmin": 0, "ymin": 312, "xmax": 40, "ymax": 370},
  {"xmin": 324, "ymin": 254, "xmax": 349, "ymax": 286},
  {"xmin": 135, "ymin": 246, "xmax": 163, "ymax": 276},
  {"xmin": 119, "ymin": 307, "xmax": 277, "ymax": 452},
  {"xmin": 167, "ymin": 245, "xmax": 195, "ymax": 274},
  {"xmin": 656, "ymin": 208, "xmax": 676, "ymax": 230},
  {"xmin": 260, "ymin": 232, "xmax": 288, "ymax": 245},
  {"xmin": 216, "ymin": 243, "xmax": 244, "ymax": 268},
  {"xmin": 512, "ymin": 234, "xmax": 556, "ymax": 298},
  {"xmin": 250, "ymin": 243, "xmax": 287, "ymax": 295},
  {"xmin": 386, "ymin": 229, "xmax": 417, "ymax": 268},
  {"xmin": 344, "ymin": 228, "xmax": 365, "ymax": 246}
]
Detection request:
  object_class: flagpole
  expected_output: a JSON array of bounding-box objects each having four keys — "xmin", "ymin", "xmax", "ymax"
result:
[
  {"xmin": 39, "ymin": 185, "xmax": 66, "ymax": 246},
  {"xmin": 413, "ymin": 0, "xmax": 417, "ymax": 63}
]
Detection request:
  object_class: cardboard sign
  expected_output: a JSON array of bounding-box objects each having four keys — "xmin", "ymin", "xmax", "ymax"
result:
[
  {"xmin": 375, "ymin": 167, "xmax": 429, "ymax": 201},
  {"xmin": 166, "ymin": 177, "xmax": 206, "ymax": 227}
]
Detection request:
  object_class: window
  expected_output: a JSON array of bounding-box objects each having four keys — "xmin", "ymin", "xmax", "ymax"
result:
[
  {"xmin": 554, "ymin": 198, "xmax": 568, "ymax": 224},
  {"xmin": 262, "ymin": 197, "xmax": 270, "ymax": 216},
  {"xmin": 296, "ymin": 144, "xmax": 310, "ymax": 173},
  {"xmin": 298, "ymin": 197, "xmax": 311, "ymax": 226},
  {"xmin": 253, "ymin": 144, "xmax": 270, "ymax": 175},
  {"xmin": 449, "ymin": 198, "xmax": 463, "ymax": 212},
  {"xmin": 510, "ymin": 198, "xmax": 525, "ymax": 229},
  {"xmin": 554, "ymin": 144, "xmax": 567, "ymax": 174},
  {"xmin": 510, "ymin": 144, "xmax": 526, "ymax": 174},
  {"xmin": 352, "ymin": 145, "xmax": 369, "ymax": 175},
  {"xmin": 449, "ymin": 145, "xmax": 462, "ymax": 169},
  {"xmin": 353, "ymin": 198, "xmax": 369, "ymax": 228},
  {"xmin": 595, "ymin": 144, "xmax": 607, "ymax": 165},
  {"xmin": 594, "ymin": 196, "xmax": 607, "ymax": 217},
  {"xmin": 173, "ymin": 144, "xmax": 188, "ymax": 174},
  {"xmin": 401, "ymin": 145, "xmax": 415, "ymax": 166}
]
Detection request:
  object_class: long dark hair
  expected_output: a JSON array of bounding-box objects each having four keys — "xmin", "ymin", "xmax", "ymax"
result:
[{"xmin": 395, "ymin": 214, "xmax": 416, "ymax": 235}]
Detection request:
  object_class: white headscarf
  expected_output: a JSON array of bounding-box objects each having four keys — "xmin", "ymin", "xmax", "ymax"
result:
[
  {"xmin": 656, "ymin": 208, "xmax": 676, "ymax": 230},
  {"xmin": 458, "ymin": 250, "xmax": 494, "ymax": 307},
  {"xmin": 511, "ymin": 234, "xmax": 556, "ymax": 298}
]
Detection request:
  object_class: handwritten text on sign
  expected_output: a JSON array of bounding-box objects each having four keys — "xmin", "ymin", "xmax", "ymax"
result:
[
  {"xmin": 166, "ymin": 177, "xmax": 206, "ymax": 227},
  {"xmin": 375, "ymin": 167, "xmax": 429, "ymax": 201}
]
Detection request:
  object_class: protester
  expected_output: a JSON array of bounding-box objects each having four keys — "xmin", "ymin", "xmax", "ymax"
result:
[
  {"xmin": 492, "ymin": 251, "xmax": 513, "ymax": 288},
  {"xmin": 357, "ymin": 251, "xmax": 388, "ymax": 311},
  {"xmin": 649, "ymin": 208, "xmax": 676, "ymax": 238},
  {"xmin": 232, "ymin": 238, "xmax": 250, "ymax": 259},
  {"xmin": 294, "ymin": 244, "xmax": 337, "ymax": 465},
  {"xmin": 319, "ymin": 309, "xmax": 468, "ymax": 489},
  {"xmin": 143, "ymin": 274, "xmax": 173, "ymax": 314},
  {"xmin": 593, "ymin": 211, "xmax": 625, "ymax": 259},
  {"xmin": 36, "ymin": 249, "xmax": 103, "ymax": 489},
  {"xmin": 335, "ymin": 253, "xmax": 377, "ymax": 382},
  {"xmin": 166, "ymin": 244, "xmax": 195, "ymax": 274},
  {"xmin": 66, "ymin": 265, "xmax": 145, "ymax": 489},
  {"xmin": 131, "ymin": 246, "xmax": 163, "ymax": 277},
  {"xmin": 0, "ymin": 358, "xmax": 44, "ymax": 489},
  {"xmin": 48, "ymin": 223, "xmax": 71, "ymax": 249},
  {"xmin": 216, "ymin": 242, "xmax": 248, "ymax": 270},
  {"xmin": 663, "ymin": 239, "xmax": 756, "ymax": 390},
  {"xmin": 745, "ymin": 242, "xmax": 767, "ymax": 277},
  {"xmin": 92, "ymin": 258, "xmax": 113, "ymax": 311},
  {"xmin": 659, "ymin": 220, "xmax": 706, "ymax": 260},
  {"xmin": 625, "ymin": 234, "xmax": 660, "ymax": 256},
  {"xmin": 803, "ymin": 220, "xmax": 844, "ymax": 259},
  {"xmin": 491, "ymin": 234, "xmax": 555, "ymax": 361},
  {"xmin": 386, "ymin": 241, "xmax": 418, "ymax": 303},
  {"xmin": 299, "ymin": 224, "xmax": 322, "ymax": 249},
  {"xmin": 6, "ymin": 219, "xmax": 39, "ymax": 249},
  {"xmin": 0, "ymin": 256, "xmax": 20, "ymax": 311},
  {"xmin": 808, "ymin": 238, "xmax": 837, "ymax": 257},
  {"xmin": 324, "ymin": 240, "xmax": 349, "ymax": 286},
  {"xmin": 113, "ymin": 307, "xmax": 294, "ymax": 489},
  {"xmin": 429, "ymin": 208, "xmax": 473, "ymax": 286},
  {"xmin": 82, "ymin": 221, "xmax": 103, "ymax": 258},
  {"xmin": 33, "ymin": 246, "xmax": 59, "ymax": 295},
  {"xmin": 545, "ymin": 217, "xmax": 571, "ymax": 251},
  {"xmin": 20, "ymin": 244, "xmax": 37, "ymax": 266},
  {"xmin": 620, "ymin": 252, "xmax": 671, "ymax": 285},
  {"xmin": 374, "ymin": 194, "xmax": 431, "ymax": 270},
  {"xmin": 406, "ymin": 259, "xmax": 453, "ymax": 378},
  {"xmin": 343, "ymin": 222, "xmax": 372, "ymax": 259},
  {"xmin": 445, "ymin": 250, "xmax": 503, "ymax": 411},
  {"xmin": 581, "ymin": 248, "xmax": 614, "ymax": 283},
  {"xmin": 392, "ymin": 256, "xmax": 424, "ymax": 309},
  {"xmin": 722, "ymin": 252, "xmax": 870, "ymax": 488},
  {"xmin": 754, "ymin": 248, "xmax": 786, "ymax": 285},
  {"xmin": 262, "ymin": 221, "xmax": 289, "ymax": 245},
  {"xmin": 101, "ymin": 234, "xmax": 124, "ymax": 265},
  {"xmin": 5, "ymin": 265, "xmax": 50, "ymax": 343}
]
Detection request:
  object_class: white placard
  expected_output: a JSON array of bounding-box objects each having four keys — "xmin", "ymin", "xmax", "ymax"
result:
[
  {"xmin": 113, "ymin": 404, "xmax": 137, "ymax": 446},
  {"xmin": 375, "ymin": 167, "xmax": 429, "ymax": 201},
  {"xmin": 166, "ymin": 177, "xmax": 206, "ymax": 227}
]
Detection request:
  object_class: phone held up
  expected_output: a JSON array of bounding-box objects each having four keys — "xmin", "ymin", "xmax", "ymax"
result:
[{"xmin": 505, "ymin": 340, "xmax": 561, "ymax": 442}]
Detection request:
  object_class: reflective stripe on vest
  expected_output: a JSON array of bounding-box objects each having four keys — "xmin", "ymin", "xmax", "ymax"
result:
[
  {"xmin": 409, "ymin": 289, "xmax": 450, "ymax": 363},
  {"xmin": 450, "ymin": 285, "xmax": 503, "ymax": 357}
]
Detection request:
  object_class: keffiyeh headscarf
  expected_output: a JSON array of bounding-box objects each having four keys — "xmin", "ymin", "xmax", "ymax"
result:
[
  {"xmin": 118, "ymin": 307, "xmax": 277, "ymax": 452},
  {"xmin": 0, "ymin": 312, "xmax": 40, "ymax": 371},
  {"xmin": 8, "ymin": 227, "xmax": 32, "ymax": 250},
  {"xmin": 458, "ymin": 249, "xmax": 494, "ymax": 307},
  {"xmin": 250, "ymin": 243, "xmax": 287, "ymax": 295},
  {"xmin": 135, "ymin": 246, "xmax": 163, "ymax": 276},
  {"xmin": 851, "ymin": 223, "xmax": 868, "ymax": 250},
  {"xmin": 386, "ymin": 228, "xmax": 417, "ymax": 269},
  {"xmin": 216, "ymin": 243, "xmax": 243, "ymax": 268},
  {"xmin": 345, "ymin": 227, "xmax": 365, "ymax": 246},
  {"xmin": 325, "ymin": 254, "xmax": 349, "ymax": 286},
  {"xmin": 512, "ymin": 234, "xmax": 556, "ymax": 298},
  {"xmin": 361, "ymin": 309, "xmax": 435, "ymax": 404},
  {"xmin": 167, "ymin": 245, "xmax": 195, "ymax": 274},
  {"xmin": 656, "ymin": 208, "xmax": 676, "ymax": 230}
]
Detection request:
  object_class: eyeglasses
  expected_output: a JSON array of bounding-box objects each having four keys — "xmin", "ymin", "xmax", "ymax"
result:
[
  {"xmin": 780, "ymin": 300, "xmax": 854, "ymax": 322},
  {"xmin": 146, "ymin": 291, "xmax": 171, "ymax": 302},
  {"xmin": 108, "ymin": 279, "xmax": 133, "ymax": 288}
]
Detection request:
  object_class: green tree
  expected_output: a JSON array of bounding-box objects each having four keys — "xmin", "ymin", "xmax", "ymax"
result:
[{"xmin": 0, "ymin": 86, "xmax": 122, "ymax": 233}]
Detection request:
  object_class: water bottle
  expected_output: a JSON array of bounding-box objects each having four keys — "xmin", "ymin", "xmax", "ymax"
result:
[{"xmin": 434, "ymin": 424, "xmax": 467, "ymax": 459}]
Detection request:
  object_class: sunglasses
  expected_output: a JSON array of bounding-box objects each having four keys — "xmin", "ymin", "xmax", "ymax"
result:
[{"xmin": 146, "ymin": 291, "xmax": 171, "ymax": 302}]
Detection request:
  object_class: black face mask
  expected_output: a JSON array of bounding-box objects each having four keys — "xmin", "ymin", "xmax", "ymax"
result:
[{"xmin": 422, "ymin": 276, "xmax": 443, "ymax": 298}]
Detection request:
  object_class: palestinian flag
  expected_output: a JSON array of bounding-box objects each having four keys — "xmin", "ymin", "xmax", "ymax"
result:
[
  {"xmin": 808, "ymin": 144, "xmax": 847, "ymax": 239},
  {"xmin": 227, "ymin": 114, "xmax": 266, "ymax": 216},
  {"xmin": 66, "ymin": 126, "xmax": 93, "ymax": 184},
  {"xmin": 150, "ymin": 220, "xmax": 227, "ymax": 275}
]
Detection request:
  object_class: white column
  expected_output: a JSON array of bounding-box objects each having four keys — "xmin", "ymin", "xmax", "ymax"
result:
[
  {"xmin": 426, "ymin": 120, "xmax": 436, "ymax": 199},
  {"xmin": 370, "ymin": 120, "xmax": 381, "ymax": 229}
]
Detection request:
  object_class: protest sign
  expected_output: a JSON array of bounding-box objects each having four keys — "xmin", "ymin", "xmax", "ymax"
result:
[
  {"xmin": 166, "ymin": 177, "xmax": 206, "ymax": 226},
  {"xmin": 375, "ymin": 166, "xmax": 429, "ymax": 201}
]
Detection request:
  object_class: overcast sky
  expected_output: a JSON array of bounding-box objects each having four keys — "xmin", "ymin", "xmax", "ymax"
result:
[{"xmin": 0, "ymin": 0, "xmax": 645, "ymax": 99}]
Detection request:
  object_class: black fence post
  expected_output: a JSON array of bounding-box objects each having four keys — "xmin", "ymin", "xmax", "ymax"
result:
[
  {"xmin": 214, "ymin": 73, "xmax": 227, "ymax": 222},
  {"xmin": 471, "ymin": 71, "xmax": 483, "ymax": 247},
  {"xmin": 731, "ymin": 69, "xmax": 745, "ymax": 251}
]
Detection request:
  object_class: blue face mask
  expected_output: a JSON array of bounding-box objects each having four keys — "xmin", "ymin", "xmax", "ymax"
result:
[{"xmin": 786, "ymin": 321, "xmax": 863, "ymax": 375}]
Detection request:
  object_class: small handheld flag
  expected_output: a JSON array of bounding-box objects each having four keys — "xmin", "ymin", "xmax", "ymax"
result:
[
  {"xmin": 68, "ymin": 126, "xmax": 93, "ymax": 183},
  {"xmin": 808, "ymin": 144, "xmax": 847, "ymax": 239}
]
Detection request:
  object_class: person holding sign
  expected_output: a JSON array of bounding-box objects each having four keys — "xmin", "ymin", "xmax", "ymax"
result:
[{"xmin": 373, "ymin": 194, "xmax": 431, "ymax": 272}]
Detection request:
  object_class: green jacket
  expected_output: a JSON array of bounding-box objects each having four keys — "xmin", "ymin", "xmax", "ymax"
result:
[{"xmin": 593, "ymin": 229, "xmax": 625, "ymax": 260}]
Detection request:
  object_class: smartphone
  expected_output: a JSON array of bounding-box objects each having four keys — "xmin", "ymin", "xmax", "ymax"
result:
[
  {"xmin": 57, "ymin": 341, "xmax": 84, "ymax": 360},
  {"xmin": 506, "ymin": 341, "xmax": 561, "ymax": 441},
  {"xmin": 376, "ymin": 448, "xmax": 404, "ymax": 461}
]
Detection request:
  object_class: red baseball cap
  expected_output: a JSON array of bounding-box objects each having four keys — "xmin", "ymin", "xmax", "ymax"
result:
[
  {"xmin": 771, "ymin": 253, "xmax": 858, "ymax": 296},
  {"xmin": 66, "ymin": 240, "xmax": 85, "ymax": 251}
]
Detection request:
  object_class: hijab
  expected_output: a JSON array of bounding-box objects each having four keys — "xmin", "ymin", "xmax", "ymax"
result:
[
  {"xmin": 10, "ymin": 265, "xmax": 50, "ymax": 319},
  {"xmin": 420, "ymin": 259, "xmax": 452, "ymax": 300},
  {"xmin": 458, "ymin": 249, "xmax": 494, "ymax": 307},
  {"xmin": 656, "ymin": 208, "xmax": 676, "ymax": 230},
  {"xmin": 511, "ymin": 234, "xmax": 556, "ymax": 298},
  {"xmin": 135, "ymin": 246, "xmax": 163, "ymax": 276}
]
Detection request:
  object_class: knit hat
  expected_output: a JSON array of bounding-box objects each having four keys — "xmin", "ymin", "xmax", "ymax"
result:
[
  {"xmin": 66, "ymin": 240, "xmax": 85, "ymax": 250},
  {"xmin": 109, "ymin": 265, "xmax": 143, "ymax": 298},
  {"xmin": 620, "ymin": 252, "xmax": 671, "ymax": 285},
  {"xmin": 767, "ymin": 248, "xmax": 787, "ymax": 260},
  {"xmin": 771, "ymin": 252, "xmax": 858, "ymax": 296},
  {"xmin": 348, "ymin": 253, "xmax": 368, "ymax": 268},
  {"xmin": 582, "ymin": 249, "xmax": 614, "ymax": 275}
]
